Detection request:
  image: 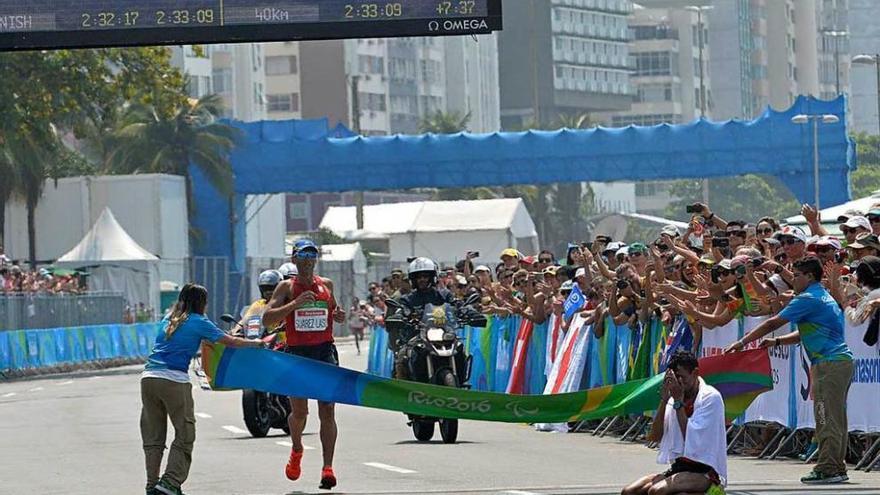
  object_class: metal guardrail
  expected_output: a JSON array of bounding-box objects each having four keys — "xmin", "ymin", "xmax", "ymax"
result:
[{"xmin": 0, "ymin": 292, "xmax": 125, "ymax": 331}]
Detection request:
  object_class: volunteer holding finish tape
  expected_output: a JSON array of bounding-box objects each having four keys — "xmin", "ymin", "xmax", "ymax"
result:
[{"xmin": 263, "ymin": 238, "xmax": 346, "ymax": 490}]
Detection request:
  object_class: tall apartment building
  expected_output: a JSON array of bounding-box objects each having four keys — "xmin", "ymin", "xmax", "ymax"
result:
[
  {"xmin": 170, "ymin": 44, "xmax": 268, "ymax": 121},
  {"xmin": 641, "ymin": 0, "xmax": 847, "ymax": 121},
  {"xmin": 848, "ymin": 0, "xmax": 880, "ymax": 134},
  {"xmin": 444, "ymin": 35, "xmax": 501, "ymax": 133},
  {"xmin": 387, "ymin": 37, "xmax": 447, "ymax": 134},
  {"xmin": 264, "ymin": 42, "xmax": 302, "ymax": 120},
  {"xmin": 815, "ymin": 0, "xmax": 848, "ymax": 101},
  {"xmin": 498, "ymin": 0, "xmax": 633, "ymax": 129},
  {"xmin": 607, "ymin": 4, "xmax": 711, "ymax": 126}
]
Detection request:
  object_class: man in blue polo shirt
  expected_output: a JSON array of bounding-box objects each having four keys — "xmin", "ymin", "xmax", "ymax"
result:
[{"xmin": 725, "ymin": 256, "xmax": 853, "ymax": 485}]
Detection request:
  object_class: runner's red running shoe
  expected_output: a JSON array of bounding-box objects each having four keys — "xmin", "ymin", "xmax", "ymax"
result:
[
  {"xmin": 285, "ymin": 450, "xmax": 303, "ymax": 481},
  {"xmin": 319, "ymin": 466, "xmax": 337, "ymax": 490}
]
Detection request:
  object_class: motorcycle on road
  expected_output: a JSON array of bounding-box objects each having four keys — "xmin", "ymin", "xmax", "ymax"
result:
[{"xmin": 385, "ymin": 293, "xmax": 487, "ymax": 444}]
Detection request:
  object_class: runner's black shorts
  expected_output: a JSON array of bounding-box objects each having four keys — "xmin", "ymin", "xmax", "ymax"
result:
[
  {"xmin": 283, "ymin": 341, "xmax": 339, "ymax": 367},
  {"xmin": 662, "ymin": 458, "xmax": 722, "ymax": 486}
]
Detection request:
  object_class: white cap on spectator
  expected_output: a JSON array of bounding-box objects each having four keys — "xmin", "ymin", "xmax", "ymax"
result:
[
  {"xmin": 605, "ymin": 241, "xmax": 626, "ymax": 253},
  {"xmin": 474, "ymin": 265, "xmax": 491, "ymax": 274},
  {"xmin": 660, "ymin": 224, "xmax": 681, "ymax": 237},
  {"xmin": 842, "ymin": 215, "xmax": 872, "ymax": 232},
  {"xmin": 575, "ymin": 267, "xmax": 587, "ymax": 279},
  {"xmin": 837, "ymin": 209, "xmax": 864, "ymax": 223},
  {"xmin": 774, "ymin": 225, "xmax": 808, "ymax": 243},
  {"xmin": 615, "ymin": 247, "xmax": 629, "ymax": 257}
]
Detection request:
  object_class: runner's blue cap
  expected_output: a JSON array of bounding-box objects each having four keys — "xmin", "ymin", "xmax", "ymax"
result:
[{"xmin": 294, "ymin": 239, "xmax": 319, "ymax": 253}]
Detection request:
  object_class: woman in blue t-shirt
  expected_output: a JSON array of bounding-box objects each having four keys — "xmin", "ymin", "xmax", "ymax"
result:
[{"xmin": 142, "ymin": 283, "xmax": 262, "ymax": 495}]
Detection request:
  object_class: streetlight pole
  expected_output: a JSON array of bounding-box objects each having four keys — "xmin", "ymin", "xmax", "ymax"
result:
[
  {"xmin": 686, "ymin": 4, "xmax": 713, "ymax": 204},
  {"xmin": 853, "ymin": 54, "xmax": 880, "ymax": 138},
  {"xmin": 791, "ymin": 114, "xmax": 840, "ymax": 210}
]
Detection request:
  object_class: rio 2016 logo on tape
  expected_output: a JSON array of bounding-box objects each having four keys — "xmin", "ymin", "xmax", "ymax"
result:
[{"xmin": 428, "ymin": 19, "xmax": 489, "ymax": 32}]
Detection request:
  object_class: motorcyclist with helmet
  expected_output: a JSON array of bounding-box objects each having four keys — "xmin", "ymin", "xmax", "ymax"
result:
[
  {"xmin": 238, "ymin": 269, "xmax": 284, "ymax": 340},
  {"xmin": 390, "ymin": 257, "xmax": 456, "ymax": 379}
]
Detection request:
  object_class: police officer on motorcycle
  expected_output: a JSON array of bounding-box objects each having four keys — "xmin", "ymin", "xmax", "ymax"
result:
[
  {"xmin": 389, "ymin": 257, "xmax": 456, "ymax": 379},
  {"xmin": 239, "ymin": 269, "xmax": 283, "ymax": 336}
]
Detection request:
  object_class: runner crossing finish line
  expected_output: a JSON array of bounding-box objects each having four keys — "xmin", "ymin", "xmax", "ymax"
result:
[{"xmin": 201, "ymin": 344, "xmax": 771, "ymax": 423}]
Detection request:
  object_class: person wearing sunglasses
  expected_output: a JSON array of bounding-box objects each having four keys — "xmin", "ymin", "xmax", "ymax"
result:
[
  {"xmin": 839, "ymin": 215, "xmax": 871, "ymax": 245},
  {"xmin": 263, "ymin": 239, "xmax": 346, "ymax": 490},
  {"xmin": 725, "ymin": 221, "xmax": 749, "ymax": 251},
  {"xmin": 773, "ymin": 226, "xmax": 808, "ymax": 264},
  {"xmin": 806, "ymin": 236, "xmax": 843, "ymax": 265},
  {"xmin": 848, "ymin": 233, "xmax": 880, "ymax": 260},
  {"xmin": 726, "ymin": 257, "xmax": 852, "ymax": 485}
]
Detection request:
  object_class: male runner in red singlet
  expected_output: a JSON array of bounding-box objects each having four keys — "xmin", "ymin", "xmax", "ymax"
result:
[{"xmin": 263, "ymin": 239, "xmax": 346, "ymax": 490}]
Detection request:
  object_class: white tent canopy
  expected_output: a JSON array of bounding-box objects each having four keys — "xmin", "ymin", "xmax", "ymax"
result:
[
  {"xmin": 319, "ymin": 198, "xmax": 539, "ymax": 264},
  {"xmin": 56, "ymin": 207, "xmax": 160, "ymax": 311}
]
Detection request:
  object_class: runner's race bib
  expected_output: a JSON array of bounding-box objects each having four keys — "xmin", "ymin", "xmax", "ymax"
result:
[{"xmin": 294, "ymin": 301, "xmax": 329, "ymax": 332}]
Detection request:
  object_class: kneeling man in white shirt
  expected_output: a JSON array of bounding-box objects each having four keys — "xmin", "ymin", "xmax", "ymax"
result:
[{"xmin": 621, "ymin": 350, "xmax": 727, "ymax": 495}]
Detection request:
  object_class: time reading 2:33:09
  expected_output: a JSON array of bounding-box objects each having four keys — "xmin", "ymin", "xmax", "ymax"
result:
[
  {"xmin": 343, "ymin": 1, "xmax": 476, "ymax": 19},
  {"xmin": 81, "ymin": 9, "xmax": 217, "ymax": 28}
]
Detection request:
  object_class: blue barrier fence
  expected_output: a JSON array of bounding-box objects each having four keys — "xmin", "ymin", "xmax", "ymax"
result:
[
  {"xmin": 0, "ymin": 323, "xmax": 162, "ymax": 372},
  {"xmin": 367, "ymin": 316, "xmax": 551, "ymax": 394}
]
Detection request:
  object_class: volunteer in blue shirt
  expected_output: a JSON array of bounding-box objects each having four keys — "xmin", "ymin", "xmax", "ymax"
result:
[
  {"xmin": 141, "ymin": 283, "xmax": 263, "ymax": 495},
  {"xmin": 725, "ymin": 257, "xmax": 853, "ymax": 485}
]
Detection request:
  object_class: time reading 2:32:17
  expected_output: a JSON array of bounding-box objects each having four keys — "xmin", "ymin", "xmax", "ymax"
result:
[{"xmin": 81, "ymin": 9, "xmax": 217, "ymax": 28}]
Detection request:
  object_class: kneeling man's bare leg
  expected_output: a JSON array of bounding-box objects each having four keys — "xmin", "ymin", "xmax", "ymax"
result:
[
  {"xmin": 621, "ymin": 473, "xmax": 665, "ymax": 495},
  {"xmin": 645, "ymin": 472, "xmax": 712, "ymax": 495}
]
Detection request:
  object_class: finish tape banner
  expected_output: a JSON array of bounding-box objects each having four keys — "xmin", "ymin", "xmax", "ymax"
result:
[{"xmin": 202, "ymin": 342, "xmax": 771, "ymax": 423}]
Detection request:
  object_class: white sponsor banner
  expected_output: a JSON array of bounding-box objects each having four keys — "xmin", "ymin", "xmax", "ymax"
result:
[
  {"xmin": 743, "ymin": 318, "xmax": 794, "ymax": 427},
  {"xmin": 699, "ymin": 319, "xmax": 740, "ymax": 358},
  {"xmin": 794, "ymin": 342, "xmax": 816, "ymax": 430},
  {"xmin": 844, "ymin": 321, "xmax": 880, "ymax": 433}
]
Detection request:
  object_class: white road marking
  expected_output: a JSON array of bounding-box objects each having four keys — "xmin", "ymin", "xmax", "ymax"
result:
[
  {"xmin": 503, "ymin": 491, "xmax": 542, "ymax": 495},
  {"xmin": 28, "ymin": 387, "xmax": 44, "ymax": 392},
  {"xmin": 363, "ymin": 462, "xmax": 416, "ymax": 474},
  {"xmin": 2, "ymin": 392, "xmax": 16, "ymax": 398},
  {"xmin": 274, "ymin": 440, "xmax": 315, "ymax": 450},
  {"xmin": 57, "ymin": 380, "xmax": 74, "ymax": 386},
  {"xmin": 221, "ymin": 425, "xmax": 248, "ymax": 435},
  {"xmin": 89, "ymin": 376, "xmax": 103, "ymax": 380},
  {"xmin": 195, "ymin": 412, "xmax": 212, "ymax": 419}
]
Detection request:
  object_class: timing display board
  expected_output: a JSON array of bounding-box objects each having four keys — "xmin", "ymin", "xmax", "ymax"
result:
[{"xmin": 0, "ymin": 0, "xmax": 502, "ymax": 51}]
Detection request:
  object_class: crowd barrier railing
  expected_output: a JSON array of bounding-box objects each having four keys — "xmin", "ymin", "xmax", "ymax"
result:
[{"xmin": 0, "ymin": 322, "xmax": 161, "ymax": 373}]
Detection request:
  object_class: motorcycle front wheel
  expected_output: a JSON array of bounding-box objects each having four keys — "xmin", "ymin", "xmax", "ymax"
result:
[
  {"xmin": 412, "ymin": 419, "xmax": 435, "ymax": 441},
  {"xmin": 242, "ymin": 389, "xmax": 272, "ymax": 438},
  {"xmin": 436, "ymin": 369, "xmax": 459, "ymax": 443},
  {"xmin": 439, "ymin": 418, "xmax": 458, "ymax": 444}
]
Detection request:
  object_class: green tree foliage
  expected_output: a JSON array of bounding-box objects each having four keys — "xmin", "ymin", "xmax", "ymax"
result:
[
  {"xmin": 106, "ymin": 94, "xmax": 241, "ymax": 244},
  {"xmin": 851, "ymin": 133, "xmax": 880, "ymax": 199},
  {"xmin": 0, "ymin": 48, "xmax": 186, "ymax": 265},
  {"xmin": 663, "ymin": 175, "xmax": 800, "ymax": 224},
  {"xmin": 418, "ymin": 110, "xmax": 471, "ymax": 134}
]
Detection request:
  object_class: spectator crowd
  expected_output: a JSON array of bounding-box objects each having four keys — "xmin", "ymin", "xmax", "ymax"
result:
[{"xmin": 363, "ymin": 202, "xmax": 880, "ymax": 347}]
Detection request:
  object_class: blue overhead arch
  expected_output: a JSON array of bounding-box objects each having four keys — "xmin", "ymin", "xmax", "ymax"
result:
[{"xmin": 192, "ymin": 95, "xmax": 856, "ymax": 268}]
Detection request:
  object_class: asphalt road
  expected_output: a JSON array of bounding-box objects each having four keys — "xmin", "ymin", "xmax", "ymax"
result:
[{"xmin": 2, "ymin": 339, "xmax": 880, "ymax": 495}]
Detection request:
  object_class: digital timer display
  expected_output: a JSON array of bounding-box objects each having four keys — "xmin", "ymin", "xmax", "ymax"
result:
[{"xmin": 0, "ymin": 0, "xmax": 502, "ymax": 51}]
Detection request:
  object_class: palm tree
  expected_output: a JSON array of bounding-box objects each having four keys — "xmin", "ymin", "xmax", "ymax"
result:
[
  {"xmin": 418, "ymin": 111, "xmax": 471, "ymax": 134},
  {"xmin": 0, "ymin": 141, "xmax": 19, "ymax": 249},
  {"xmin": 106, "ymin": 94, "xmax": 241, "ymax": 239}
]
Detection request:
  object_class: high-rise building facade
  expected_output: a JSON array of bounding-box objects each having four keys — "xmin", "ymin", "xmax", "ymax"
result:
[
  {"xmin": 444, "ymin": 34, "xmax": 501, "ymax": 133},
  {"xmin": 848, "ymin": 0, "xmax": 880, "ymax": 134},
  {"xmin": 607, "ymin": 4, "xmax": 711, "ymax": 126},
  {"xmin": 498, "ymin": 0, "xmax": 634, "ymax": 129},
  {"xmin": 264, "ymin": 42, "xmax": 302, "ymax": 120}
]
